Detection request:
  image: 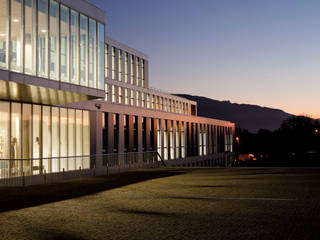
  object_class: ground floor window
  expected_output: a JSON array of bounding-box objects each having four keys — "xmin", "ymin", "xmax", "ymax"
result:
[{"xmin": 0, "ymin": 101, "xmax": 90, "ymax": 178}]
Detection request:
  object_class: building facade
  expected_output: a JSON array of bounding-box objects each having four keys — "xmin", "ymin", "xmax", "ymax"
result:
[{"xmin": 0, "ymin": 0, "xmax": 234, "ymax": 180}]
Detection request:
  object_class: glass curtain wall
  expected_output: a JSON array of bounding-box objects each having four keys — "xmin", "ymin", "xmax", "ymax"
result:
[
  {"xmin": 80, "ymin": 14, "xmax": 88, "ymax": 86},
  {"xmin": 24, "ymin": 0, "xmax": 36, "ymax": 74},
  {"xmin": 0, "ymin": 101, "xmax": 90, "ymax": 179},
  {"xmin": 0, "ymin": 0, "xmax": 104, "ymax": 91},
  {"xmin": 10, "ymin": 0, "xmax": 23, "ymax": 72},
  {"xmin": 88, "ymin": 19, "xmax": 96, "ymax": 88},
  {"xmin": 60, "ymin": 5, "xmax": 69, "ymax": 82},
  {"xmin": 97, "ymin": 23, "xmax": 105, "ymax": 89},
  {"xmin": 0, "ymin": 0, "xmax": 8, "ymax": 69},
  {"xmin": 70, "ymin": 10, "xmax": 79, "ymax": 84},
  {"xmin": 49, "ymin": 0, "xmax": 59, "ymax": 80},
  {"xmin": 38, "ymin": 0, "xmax": 48, "ymax": 77}
]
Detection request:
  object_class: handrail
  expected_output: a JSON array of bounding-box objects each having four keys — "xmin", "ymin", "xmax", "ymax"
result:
[
  {"xmin": 0, "ymin": 151, "xmax": 159, "ymax": 161},
  {"xmin": 156, "ymin": 152, "xmax": 166, "ymax": 167}
]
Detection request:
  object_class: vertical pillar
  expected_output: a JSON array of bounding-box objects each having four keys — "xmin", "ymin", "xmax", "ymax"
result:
[{"xmin": 118, "ymin": 114, "xmax": 124, "ymax": 153}]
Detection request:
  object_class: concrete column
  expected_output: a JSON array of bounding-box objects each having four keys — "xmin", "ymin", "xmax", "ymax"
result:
[
  {"xmin": 128, "ymin": 115, "xmax": 134, "ymax": 152},
  {"xmin": 107, "ymin": 113, "xmax": 114, "ymax": 153},
  {"xmin": 146, "ymin": 117, "xmax": 151, "ymax": 151},
  {"xmin": 90, "ymin": 111, "xmax": 103, "ymax": 168},
  {"xmin": 118, "ymin": 114, "xmax": 124, "ymax": 153},
  {"xmin": 172, "ymin": 120, "xmax": 177, "ymax": 160},
  {"xmin": 138, "ymin": 116, "xmax": 143, "ymax": 152}
]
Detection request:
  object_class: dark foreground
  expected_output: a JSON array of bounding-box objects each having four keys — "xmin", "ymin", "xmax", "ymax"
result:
[{"xmin": 1, "ymin": 167, "xmax": 320, "ymax": 240}]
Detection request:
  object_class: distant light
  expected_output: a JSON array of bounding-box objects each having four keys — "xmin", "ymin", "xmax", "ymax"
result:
[
  {"xmin": 235, "ymin": 137, "xmax": 240, "ymax": 142},
  {"xmin": 13, "ymin": 19, "xmax": 19, "ymax": 23},
  {"xmin": 0, "ymin": 34, "xmax": 6, "ymax": 37},
  {"xmin": 41, "ymin": 29, "xmax": 47, "ymax": 33}
]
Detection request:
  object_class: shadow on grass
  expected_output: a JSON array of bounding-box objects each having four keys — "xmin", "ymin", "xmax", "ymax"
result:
[
  {"xmin": 0, "ymin": 169, "xmax": 186, "ymax": 213},
  {"xmin": 115, "ymin": 208, "xmax": 177, "ymax": 217}
]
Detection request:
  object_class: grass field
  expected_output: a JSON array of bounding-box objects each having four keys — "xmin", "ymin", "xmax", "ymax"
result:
[{"xmin": 0, "ymin": 167, "xmax": 320, "ymax": 240}]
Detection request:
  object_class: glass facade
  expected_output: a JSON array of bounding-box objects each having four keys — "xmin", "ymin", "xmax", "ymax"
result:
[
  {"xmin": 0, "ymin": 101, "xmax": 90, "ymax": 179},
  {"xmin": 0, "ymin": 0, "xmax": 105, "ymax": 90}
]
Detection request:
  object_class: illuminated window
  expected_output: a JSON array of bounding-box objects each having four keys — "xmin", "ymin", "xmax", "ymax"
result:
[
  {"xmin": 142, "ymin": 60, "xmax": 145, "ymax": 88},
  {"xmin": 147, "ymin": 94, "xmax": 150, "ymax": 108},
  {"xmin": 136, "ymin": 57, "xmax": 140, "ymax": 86},
  {"xmin": 112, "ymin": 47, "xmax": 116, "ymax": 80},
  {"xmin": 112, "ymin": 85, "xmax": 116, "ymax": 103},
  {"xmin": 118, "ymin": 49, "xmax": 122, "ymax": 81},
  {"xmin": 130, "ymin": 55, "xmax": 134, "ymax": 84},
  {"xmin": 125, "ymin": 88, "xmax": 129, "ymax": 105},
  {"xmin": 136, "ymin": 91, "xmax": 139, "ymax": 107},
  {"xmin": 130, "ymin": 90, "xmax": 134, "ymax": 106},
  {"xmin": 105, "ymin": 84, "xmax": 109, "ymax": 101},
  {"xmin": 118, "ymin": 86, "xmax": 122, "ymax": 104},
  {"xmin": 105, "ymin": 44, "xmax": 109, "ymax": 78},
  {"xmin": 125, "ymin": 52, "xmax": 128, "ymax": 83}
]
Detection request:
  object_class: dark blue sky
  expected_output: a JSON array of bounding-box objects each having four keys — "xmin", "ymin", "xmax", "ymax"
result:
[{"xmin": 90, "ymin": 0, "xmax": 320, "ymax": 117}]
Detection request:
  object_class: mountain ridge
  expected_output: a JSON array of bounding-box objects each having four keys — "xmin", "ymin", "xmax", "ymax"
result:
[{"xmin": 175, "ymin": 94, "xmax": 294, "ymax": 133}]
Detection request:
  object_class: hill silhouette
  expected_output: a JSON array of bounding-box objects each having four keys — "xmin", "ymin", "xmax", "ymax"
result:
[{"xmin": 176, "ymin": 94, "xmax": 294, "ymax": 133}]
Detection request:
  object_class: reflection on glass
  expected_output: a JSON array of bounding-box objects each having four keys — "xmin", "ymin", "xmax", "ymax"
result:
[
  {"xmin": 10, "ymin": 0, "xmax": 23, "ymax": 72},
  {"xmin": 0, "ymin": 0, "xmax": 8, "ymax": 69},
  {"xmin": 80, "ymin": 14, "xmax": 88, "ymax": 86},
  {"xmin": 23, "ymin": 104, "xmax": 32, "ymax": 175},
  {"xmin": 60, "ymin": 108, "xmax": 68, "ymax": 171},
  {"xmin": 11, "ymin": 103, "xmax": 21, "ymax": 176},
  {"xmin": 76, "ymin": 110, "xmax": 82, "ymax": 169},
  {"xmin": 38, "ymin": 0, "xmax": 48, "ymax": 77},
  {"xmin": 42, "ymin": 106, "xmax": 51, "ymax": 173},
  {"xmin": 33, "ymin": 105, "xmax": 41, "ymax": 174},
  {"xmin": 68, "ymin": 109, "xmax": 75, "ymax": 170},
  {"xmin": 97, "ymin": 23, "xmax": 105, "ymax": 89},
  {"xmin": 71, "ymin": 10, "xmax": 79, "ymax": 84},
  {"xmin": 49, "ymin": 0, "xmax": 59, "ymax": 80},
  {"xmin": 25, "ymin": 0, "xmax": 36, "ymax": 75},
  {"xmin": 83, "ymin": 111, "xmax": 90, "ymax": 168},
  {"xmin": 89, "ymin": 19, "xmax": 96, "ymax": 88},
  {"xmin": 0, "ymin": 102, "xmax": 10, "ymax": 178},
  {"xmin": 52, "ymin": 107, "xmax": 59, "ymax": 172},
  {"xmin": 60, "ymin": 5, "xmax": 69, "ymax": 82}
]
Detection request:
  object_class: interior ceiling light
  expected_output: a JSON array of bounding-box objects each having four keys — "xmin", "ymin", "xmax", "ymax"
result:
[{"xmin": 13, "ymin": 19, "xmax": 19, "ymax": 23}]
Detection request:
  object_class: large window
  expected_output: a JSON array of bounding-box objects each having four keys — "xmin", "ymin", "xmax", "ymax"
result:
[
  {"xmin": 60, "ymin": 5, "xmax": 69, "ymax": 82},
  {"xmin": 38, "ymin": 0, "xmax": 48, "ymax": 77},
  {"xmin": 89, "ymin": 19, "xmax": 96, "ymax": 88},
  {"xmin": 97, "ymin": 23, "xmax": 105, "ymax": 90},
  {"xmin": 105, "ymin": 44, "xmax": 109, "ymax": 78},
  {"xmin": 0, "ymin": 0, "xmax": 104, "ymax": 91},
  {"xmin": 80, "ymin": 14, "xmax": 88, "ymax": 86},
  {"xmin": 71, "ymin": 10, "xmax": 79, "ymax": 84},
  {"xmin": 136, "ymin": 57, "xmax": 140, "ymax": 86},
  {"xmin": 118, "ymin": 49, "xmax": 122, "ymax": 81},
  {"xmin": 49, "ymin": 0, "xmax": 59, "ymax": 80},
  {"xmin": 0, "ymin": 0, "xmax": 8, "ymax": 69},
  {"xmin": 24, "ymin": 0, "xmax": 36, "ymax": 74},
  {"xmin": 10, "ymin": 0, "xmax": 23, "ymax": 72},
  {"xmin": 130, "ymin": 55, "xmax": 134, "ymax": 84},
  {"xmin": 112, "ymin": 47, "xmax": 116, "ymax": 80},
  {"xmin": 125, "ymin": 53, "xmax": 128, "ymax": 83}
]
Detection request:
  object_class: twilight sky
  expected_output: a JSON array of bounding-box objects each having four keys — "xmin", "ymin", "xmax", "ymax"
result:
[{"xmin": 90, "ymin": 0, "xmax": 320, "ymax": 118}]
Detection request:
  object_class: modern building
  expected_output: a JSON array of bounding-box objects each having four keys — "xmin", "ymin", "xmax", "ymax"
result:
[{"xmin": 0, "ymin": 0, "xmax": 234, "ymax": 181}]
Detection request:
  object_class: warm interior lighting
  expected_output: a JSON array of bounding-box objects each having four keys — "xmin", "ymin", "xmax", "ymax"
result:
[
  {"xmin": 0, "ymin": 34, "xmax": 6, "ymax": 37},
  {"xmin": 41, "ymin": 29, "xmax": 47, "ymax": 33},
  {"xmin": 13, "ymin": 19, "xmax": 19, "ymax": 23}
]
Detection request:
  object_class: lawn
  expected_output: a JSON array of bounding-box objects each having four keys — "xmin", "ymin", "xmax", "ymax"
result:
[{"xmin": 0, "ymin": 167, "xmax": 319, "ymax": 240}]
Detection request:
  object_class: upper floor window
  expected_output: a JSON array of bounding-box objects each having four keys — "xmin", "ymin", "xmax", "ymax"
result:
[
  {"xmin": 105, "ymin": 44, "xmax": 109, "ymax": 78},
  {"xmin": 118, "ymin": 49, "xmax": 122, "ymax": 81},
  {"xmin": 112, "ymin": 47, "xmax": 116, "ymax": 80},
  {"xmin": 130, "ymin": 55, "xmax": 134, "ymax": 85},
  {"xmin": 125, "ymin": 52, "xmax": 128, "ymax": 83},
  {"xmin": 105, "ymin": 84, "xmax": 109, "ymax": 101},
  {"xmin": 136, "ymin": 57, "xmax": 140, "ymax": 86}
]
